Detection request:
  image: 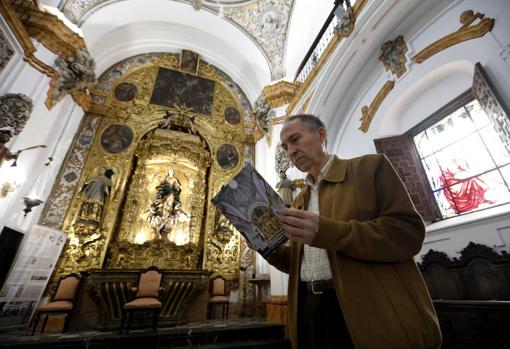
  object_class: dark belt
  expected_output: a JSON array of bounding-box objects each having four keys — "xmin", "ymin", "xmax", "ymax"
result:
[{"xmin": 304, "ymin": 279, "xmax": 335, "ymax": 295}]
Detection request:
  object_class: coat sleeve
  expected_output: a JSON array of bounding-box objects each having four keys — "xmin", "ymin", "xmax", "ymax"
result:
[
  {"xmin": 312, "ymin": 154, "xmax": 426, "ymax": 262},
  {"xmin": 265, "ymin": 243, "xmax": 291, "ymax": 274}
]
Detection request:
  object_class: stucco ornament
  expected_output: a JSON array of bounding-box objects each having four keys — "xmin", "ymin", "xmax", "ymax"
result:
[
  {"xmin": 379, "ymin": 36, "xmax": 408, "ymax": 78},
  {"xmin": 274, "ymin": 143, "xmax": 292, "ymax": 177},
  {"xmin": 51, "ymin": 48, "xmax": 96, "ymax": 105},
  {"xmin": 0, "ymin": 30, "xmax": 14, "ymax": 73},
  {"xmin": 334, "ymin": 6, "xmax": 355, "ymax": 37},
  {"xmin": 251, "ymin": 94, "xmax": 275, "ymax": 141},
  {"xmin": 0, "ymin": 93, "xmax": 33, "ymax": 144}
]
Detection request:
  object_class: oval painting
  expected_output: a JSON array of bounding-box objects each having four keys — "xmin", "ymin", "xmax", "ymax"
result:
[
  {"xmin": 100, "ymin": 124, "xmax": 134, "ymax": 154},
  {"xmin": 216, "ymin": 144, "xmax": 239, "ymax": 170},
  {"xmin": 224, "ymin": 106, "xmax": 241, "ymax": 125},
  {"xmin": 114, "ymin": 82, "xmax": 138, "ymax": 102}
]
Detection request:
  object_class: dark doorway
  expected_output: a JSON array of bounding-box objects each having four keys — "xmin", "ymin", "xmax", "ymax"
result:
[{"xmin": 0, "ymin": 226, "xmax": 24, "ymax": 290}]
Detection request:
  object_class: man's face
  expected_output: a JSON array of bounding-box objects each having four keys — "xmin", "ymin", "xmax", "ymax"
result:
[{"xmin": 280, "ymin": 119, "xmax": 327, "ymax": 176}]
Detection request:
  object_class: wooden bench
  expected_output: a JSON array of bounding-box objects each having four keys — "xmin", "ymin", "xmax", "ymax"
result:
[{"xmin": 419, "ymin": 242, "xmax": 510, "ymax": 348}]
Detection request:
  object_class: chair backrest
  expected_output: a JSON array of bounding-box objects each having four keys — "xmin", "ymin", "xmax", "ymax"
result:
[
  {"xmin": 136, "ymin": 266, "xmax": 163, "ymax": 298},
  {"xmin": 53, "ymin": 274, "xmax": 81, "ymax": 302},
  {"xmin": 211, "ymin": 276, "xmax": 226, "ymax": 296}
]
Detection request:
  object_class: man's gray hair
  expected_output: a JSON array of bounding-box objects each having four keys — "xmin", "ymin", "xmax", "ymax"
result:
[{"xmin": 284, "ymin": 114, "xmax": 326, "ymax": 132}]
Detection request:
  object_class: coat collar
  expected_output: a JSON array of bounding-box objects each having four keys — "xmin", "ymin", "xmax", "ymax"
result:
[
  {"xmin": 293, "ymin": 156, "xmax": 346, "ymax": 209},
  {"xmin": 323, "ymin": 155, "xmax": 347, "ymax": 183}
]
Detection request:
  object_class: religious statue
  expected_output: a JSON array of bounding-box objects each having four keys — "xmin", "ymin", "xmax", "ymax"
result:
[
  {"xmin": 274, "ymin": 143, "xmax": 294, "ymax": 206},
  {"xmin": 77, "ymin": 168, "xmax": 114, "ymax": 225},
  {"xmin": 147, "ymin": 168, "xmax": 189, "ymax": 241},
  {"xmin": 275, "ymin": 174, "xmax": 294, "ymax": 206}
]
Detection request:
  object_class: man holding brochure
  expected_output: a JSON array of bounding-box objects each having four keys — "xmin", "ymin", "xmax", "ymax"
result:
[{"xmin": 266, "ymin": 114, "xmax": 441, "ymax": 349}]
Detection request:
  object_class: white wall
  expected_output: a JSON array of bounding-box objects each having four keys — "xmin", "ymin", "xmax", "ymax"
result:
[
  {"xmin": 0, "ymin": 42, "xmax": 84, "ymax": 237},
  {"xmin": 255, "ymin": 112, "xmax": 289, "ymax": 295},
  {"xmin": 307, "ymin": 0, "xmax": 510, "ymax": 261},
  {"xmin": 285, "ymin": 0, "xmax": 333, "ymax": 79}
]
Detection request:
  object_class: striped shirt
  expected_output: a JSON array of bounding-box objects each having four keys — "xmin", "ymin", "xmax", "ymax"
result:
[{"xmin": 300, "ymin": 154, "xmax": 334, "ymax": 282}]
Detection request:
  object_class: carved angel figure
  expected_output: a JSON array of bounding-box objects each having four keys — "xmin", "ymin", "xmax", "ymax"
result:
[
  {"xmin": 52, "ymin": 48, "xmax": 96, "ymax": 104},
  {"xmin": 252, "ymin": 94, "xmax": 275, "ymax": 137}
]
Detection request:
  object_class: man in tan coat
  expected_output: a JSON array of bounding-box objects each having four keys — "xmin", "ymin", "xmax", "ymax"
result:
[{"xmin": 269, "ymin": 114, "xmax": 441, "ymax": 349}]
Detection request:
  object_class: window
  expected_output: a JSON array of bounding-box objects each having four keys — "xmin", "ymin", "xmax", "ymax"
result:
[
  {"xmin": 375, "ymin": 63, "xmax": 510, "ymax": 222},
  {"xmin": 412, "ymin": 98, "xmax": 510, "ymax": 218}
]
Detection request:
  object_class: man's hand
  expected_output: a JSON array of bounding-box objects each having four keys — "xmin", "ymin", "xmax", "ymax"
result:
[{"xmin": 278, "ymin": 208, "xmax": 319, "ymax": 245}]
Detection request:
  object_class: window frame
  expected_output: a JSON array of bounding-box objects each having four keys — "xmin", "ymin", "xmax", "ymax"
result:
[{"xmin": 406, "ymin": 89, "xmax": 510, "ymax": 220}]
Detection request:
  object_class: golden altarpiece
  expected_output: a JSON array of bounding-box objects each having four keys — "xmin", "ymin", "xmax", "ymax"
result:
[{"xmin": 40, "ymin": 51, "xmax": 258, "ymax": 329}]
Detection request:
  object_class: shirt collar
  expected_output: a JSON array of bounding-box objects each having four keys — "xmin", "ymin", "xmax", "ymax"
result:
[{"xmin": 306, "ymin": 154, "xmax": 334, "ymax": 188}]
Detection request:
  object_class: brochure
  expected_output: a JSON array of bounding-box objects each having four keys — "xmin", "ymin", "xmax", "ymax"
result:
[{"xmin": 212, "ymin": 163, "xmax": 288, "ymax": 258}]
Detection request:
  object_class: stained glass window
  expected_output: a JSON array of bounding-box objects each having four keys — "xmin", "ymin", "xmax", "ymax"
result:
[{"xmin": 413, "ymin": 99, "xmax": 510, "ymax": 219}]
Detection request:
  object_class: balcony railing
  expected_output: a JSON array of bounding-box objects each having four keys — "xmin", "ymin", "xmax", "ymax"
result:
[{"xmin": 295, "ymin": 0, "xmax": 357, "ymax": 84}]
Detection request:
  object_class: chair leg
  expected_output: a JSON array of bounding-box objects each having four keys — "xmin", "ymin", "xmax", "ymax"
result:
[
  {"xmin": 225, "ymin": 303, "xmax": 229, "ymax": 320},
  {"xmin": 62, "ymin": 313, "xmax": 71, "ymax": 333},
  {"xmin": 126, "ymin": 311, "xmax": 132, "ymax": 333},
  {"xmin": 152, "ymin": 310, "xmax": 159, "ymax": 333},
  {"xmin": 41, "ymin": 314, "xmax": 49, "ymax": 334},
  {"xmin": 31, "ymin": 312, "xmax": 40, "ymax": 335},
  {"xmin": 120, "ymin": 311, "xmax": 125, "ymax": 334},
  {"xmin": 207, "ymin": 303, "xmax": 211, "ymax": 320}
]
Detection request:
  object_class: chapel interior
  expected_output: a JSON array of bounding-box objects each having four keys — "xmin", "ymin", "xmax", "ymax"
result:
[{"xmin": 0, "ymin": 0, "xmax": 509, "ymax": 348}]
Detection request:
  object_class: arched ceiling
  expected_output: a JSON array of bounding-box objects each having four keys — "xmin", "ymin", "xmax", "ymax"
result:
[{"xmin": 57, "ymin": 0, "xmax": 303, "ymax": 101}]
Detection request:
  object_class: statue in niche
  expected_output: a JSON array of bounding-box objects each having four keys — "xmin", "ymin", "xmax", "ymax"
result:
[
  {"xmin": 147, "ymin": 168, "xmax": 189, "ymax": 241},
  {"xmin": 275, "ymin": 174, "xmax": 294, "ymax": 206},
  {"xmin": 274, "ymin": 144, "xmax": 294, "ymax": 206},
  {"xmin": 77, "ymin": 168, "xmax": 114, "ymax": 225}
]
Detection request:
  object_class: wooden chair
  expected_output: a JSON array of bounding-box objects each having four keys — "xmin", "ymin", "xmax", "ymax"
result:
[
  {"xmin": 31, "ymin": 273, "xmax": 81, "ymax": 335},
  {"xmin": 120, "ymin": 266, "xmax": 163, "ymax": 333},
  {"xmin": 207, "ymin": 275, "xmax": 229, "ymax": 320}
]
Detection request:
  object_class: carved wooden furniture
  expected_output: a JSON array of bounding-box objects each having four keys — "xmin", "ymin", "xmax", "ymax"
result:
[
  {"xmin": 249, "ymin": 277, "xmax": 270, "ymax": 317},
  {"xmin": 69, "ymin": 269, "xmax": 209, "ymax": 331},
  {"xmin": 207, "ymin": 276, "xmax": 229, "ymax": 320},
  {"xmin": 266, "ymin": 295, "xmax": 288, "ymax": 335},
  {"xmin": 419, "ymin": 242, "xmax": 510, "ymax": 349},
  {"xmin": 120, "ymin": 266, "xmax": 163, "ymax": 333},
  {"xmin": 31, "ymin": 273, "xmax": 81, "ymax": 335}
]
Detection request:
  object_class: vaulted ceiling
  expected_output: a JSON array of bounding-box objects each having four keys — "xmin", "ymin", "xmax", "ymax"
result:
[{"xmin": 54, "ymin": 0, "xmax": 333, "ymax": 101}]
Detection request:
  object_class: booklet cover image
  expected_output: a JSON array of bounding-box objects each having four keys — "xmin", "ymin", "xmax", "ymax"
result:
[{"xmin": 212, "ymin": 163, "xmax": 288, "ymax": 258}]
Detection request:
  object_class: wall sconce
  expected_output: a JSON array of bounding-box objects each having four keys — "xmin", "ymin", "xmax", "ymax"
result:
[
  {"xmin": 21, "ymin": 156, "xmax": 52, "ymax": 217},
  {"xmin": 23, "ymin": 196, "xmax": 43, "ymax": 216}
]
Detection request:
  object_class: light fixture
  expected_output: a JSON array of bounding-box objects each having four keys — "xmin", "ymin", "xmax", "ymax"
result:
[
  {"xmin": 8, "ymin": 145, "xmax": 47, "ymax": 167},
  {"xmin": 22, "ymin": 157, "xmax": 52, "ymax": 217},
  {"xmin": 20, "ymin": 100, "xmax": 74, "ymax": 217},
  {"xmin": 22, "ymin": 197, "xmax": 43, "ymax": 216}
]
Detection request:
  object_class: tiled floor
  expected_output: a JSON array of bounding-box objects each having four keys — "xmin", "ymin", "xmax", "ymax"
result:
[{"xmin": 0, "ymin": 317, "xmax": 290, "ymax": 348}]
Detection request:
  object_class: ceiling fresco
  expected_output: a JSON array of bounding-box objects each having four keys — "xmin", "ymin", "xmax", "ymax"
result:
[{"xmin": 60, "ymin": 0, "xmax": 295, "ymax": 80}]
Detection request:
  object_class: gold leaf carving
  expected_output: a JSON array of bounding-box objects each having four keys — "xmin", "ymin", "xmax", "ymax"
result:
[
  {"xmin": 358, "ymin": 80, "xmax": 395, "ymax": 133},
  {"xmin": 412, "ymin": 10, "xmax": 494, "ymax": 64},
  {"xmin": 54, "ymin": 53, "xmax": 252, "ymax": 281}
]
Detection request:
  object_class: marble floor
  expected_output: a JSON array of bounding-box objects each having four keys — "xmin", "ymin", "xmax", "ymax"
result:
[{"xmin": 0, "ymin": 317, "xmax": 290, "ymax": 349}]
